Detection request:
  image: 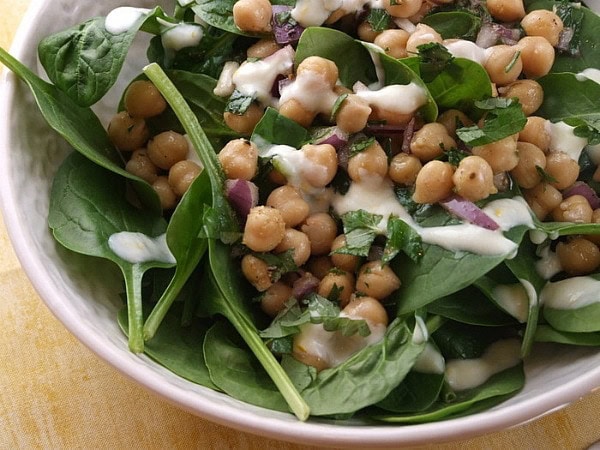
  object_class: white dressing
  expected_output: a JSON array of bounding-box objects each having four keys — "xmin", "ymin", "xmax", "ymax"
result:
[
  {"xmin": 492, "ymin": 283, "xmax": 529, "ymax": 323},
  {"xmin": 412, "ymin": 316, "xmax": 428, "ymax": 344},
  {"xmin": 548, "ymin": 121, "xmax": 589, "ymax": 161},
  {"xmin": 108, "ymin": 232, "xmax": 176, "ymax": 265},
  {"xmin": 105, "ymin": 7, "xmax": 150, "ymax": 35},
  {"xmin": 576, "ymin": 68, "xmax": 600, "ymax": 84},
  {"xmin": 354, "ymin": 82, "xmax": 428, "ymax": 115},
  {"xmin": 445, "ymin": 339, "xmax": 521, "ymax": 391},
  {"xmin": 161, "ymin": 23, "xmax": 203, "ymax": 51},
  {"xmin": 279, "ymin": 70, "xmax": 339, "ymax": 113},
  {"xmin": 535, "ymin": 243, "xmax": 562, "ymax": 280},
  {"xmin": 213, "ymin": 61, "xmax": 240, "ymax": 97},
  {"xmin": 442, "ymin": 39, "xmax": 489, "ymax": 65},
  {"xmin": 291, "ymin": 0, "xmax": 342, "ymax": 27},
  {"xmin": 540, "ymin": 276, "xmax": 600, "ymax": 310},
  {"xmin": 413, "ymin": 343, "xmax": 445, "ymax": 374}
]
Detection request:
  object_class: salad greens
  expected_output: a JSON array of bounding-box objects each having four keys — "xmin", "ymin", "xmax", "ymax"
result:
[{"xmin": 2, "ymin": 0, "xmax": 600, "ymax": 425}]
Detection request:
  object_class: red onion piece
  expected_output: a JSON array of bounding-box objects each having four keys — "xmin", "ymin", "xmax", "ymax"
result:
[
  {"xmin": 401, "ymin": 118, "xmax": 416, "ymax": 153},
  {"xmin": 272, "ymin": 6, "xmax": 304, "ymax": 45},
  {"xmin": 363, "ymin": 124, "xmax": 407, "ymax": 136},
  {"xmin": 225, "ymin": 179, "xmax": 259, "ymax": 219},
  {"xmin": 292, "ymin": 272, "xmax": 320, "ymax": 300},
  {"xmin": 563, "ymin": 181, "xmax": 600, "ymax": 210},
  {"xmin": 476, "ymin": 22, "xmax": 521, "ymax": 48},
  {"xmin": 314, "ymin": 127, "xmax": 349, "ymax": 150},
  {"xmin": 557, "ymin": 27, "xmax": 578, "ymax": 55},
  {"xmin": 439, "ymin": 194, "xmax": 500, "ymax": 230}
]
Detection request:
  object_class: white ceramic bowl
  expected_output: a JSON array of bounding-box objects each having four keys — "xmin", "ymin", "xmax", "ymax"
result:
[{"xmin": 2, "ymin": 0, "xmax": 600, "ymax": 447}]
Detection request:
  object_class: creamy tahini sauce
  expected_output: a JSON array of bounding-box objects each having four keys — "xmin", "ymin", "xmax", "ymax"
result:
[
  {"xmin": 291, "ymin": 0, "xmax": 342, "ymax": 27},
  {"xmin": 576, "ymin": 68, "xmax": 600, "ymax": 85},
  {"xmin": 214, "ymin": 61, "xmax": 240, "ymax": 97},
  {"xmin": 492, "ymin": 280, "xmax": 536, "ymax": 323},
  {"xmin": 161, "ymin": 23, "xmax": 203, "ymax": 51},
  {"xmin": 548, "ymin": 121, "xmax": 589, "ymax": 161},
  {"xmin": 232, "ymin": 46, "xmax": 295, "ymax": 107},
  {"xmin": 105, "ymin": 7, "xmax": 150, "ymax": 34},
  {"xmin": 535, "ymin": 243, "xmax": 562, "ymax": 280},
  {"xmin": 443, "ymin": 39, "xmax": 489, "ymax": 65},
  {"xmin": 108, "ymin": 232, "xmax": 176, "ymax": 265},
  {"xmin": 413, "ymin": 343, "xmax": 445, "ymax": 374},
  {"xmin": 279, "ymin": 71, "xmax": 339, "ymax": 114},
  {"xmin": 445, "ymin": 339, "xmax": 521, "ymax": 391},
  {"xmin": 540, "ymin": 276, "xmax": 600, "ymax": 310},
  {"xmin": 354, "ymin": 82, "xmax": 428, "ymax": 115}
]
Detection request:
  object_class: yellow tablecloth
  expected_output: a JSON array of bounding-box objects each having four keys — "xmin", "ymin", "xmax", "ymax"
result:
[{"xmin": 2, "ymin": 2, "xmax": 600, "ymax": 448}]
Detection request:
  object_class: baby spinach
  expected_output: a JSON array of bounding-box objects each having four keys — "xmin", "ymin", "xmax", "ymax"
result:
[
  {"xmin": 544, "ymin": 300, "xmax": 600, "ymax": 333},
  {"xmin": 49, "ymin": 152, "xmax": 171, "ymax": 352},
  {"xmin": 251, "ymin": 107, "xmax": 309, "ymax": 151},
  {"xmin": 118, "ymin": 303, "xmax": 217, "ymax": 389},
  {"xmin": 535, "ymin": 324, "xmax": 600, "ymax": 346},
  {"xmin": 536, "ymin": 73, "xmax": 600, "ymax": 123},
  {"xmin": 193, "ymin": 0, "xmax": 259, "ymax": 36},
  {"xmin": 421, "ymin": 11, "xmax": 481, "ymax": 40},
  {"xmin": 288, "ymin": 317, "xmax": 426, "ymax": 416},
  {"xmin": 374, "ymin": 364, "xmax": 524, "ymax": 423},
  {"xmin": 0, "ymin": 47, "xmax": 161, "ymax": 214},
  {"xmin": 38, "ymin": 7, "xmax": 168, "ymax": 106},
  {"xmin": 375, "ymin": 371, "xmax": 445, "ymax": 414},
  {"xmin": 204, "ymin": 320, "xmax": 289, "ymax": 411}
]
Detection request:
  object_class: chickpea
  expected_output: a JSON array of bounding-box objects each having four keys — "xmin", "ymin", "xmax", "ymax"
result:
[
  {"xmin": 335, "ymin": 94, "xmax": 372, "ymax": 134},
  {"xmin": 357, "ymin": 21, "xmax": 380, "ymax": 42},
  {"xmin": 301, "ymin": 144, "xmax": 338, "ymax": 188},
  {"xmin": 413, "ymin": 160, "xmax": 455, "ymax": 204},
  {"xmin": 318, "ymin": 270, "xmax": 355, "ymax": 307},
  {"xmin": 406, "ymin": 24, "xmax": 443, "ymax": 54},
  {"xmin": 232, "ymin": 0, "xmax": 272, "ymax": 33},
  {"xmin": 224, "ymin": 103, "xmax": 263, "ymax": 135},
  {"xmin": 125, "ymin": 149, "xmax": 159, "ymax": 184},
  {"xmin": 107, "ymin": 111, "xmax": 149, "ymax": 151},
  {"xmin": 510, "ymin": 142, "xmax": 546, "ymax": 189},
  {"xmin": 301, "ymin": 213, "xmax": 338, "ymax": 256},
  {"xmin": 268, "ymin": 167, "xmax": 287, "ymax": 185},
  {"xmin": 218, "ymin": 138, "xmax": 258, "ymax": 181},
  {"xmin": 246, "ymin": 39, "xmax": 280, "ymax": 59},
  {"xmin": 348, "ymin": 140, "xmax": 388, "ymax": 182},
  {"xmin": 519, "ymin": 116, "xmax": 550, "ymax": 152},
  {"xmin": 552, "ymin": 195, "xmax": 593, "ymax": 223},
  {"xmin": 523, "ymin": 183, "xmax": 562, "ymax": 220},
  {"xmin": 437, "ymin": 109, "xmax": 473, "ymax": 136},
  {"xmin": 266, "ymin": 185, "xmax": 310, "ymax": 227},
  {"xmin": 152, "ymin": 176, "xmax": 178, "ymax": 210},
  {"xmin": 274, "ymin": 229, "xmax": 311, "ymax": 267},
  {"xmin": 388, "ymin": 153, "xmax": 422, "ymax": 186},
  {"xmin": 383, "ymin": 0, "xmax": 423, "ymax": 19},
  {"xmin": 241, "ymin": 254, "xmax": 272, "ymax": 292},
  {"xmin": 168, "ymin": 160, "xmax": 202, "ymax": 197},
  {"xmin": 472, "ymin": 136, "xmax": 519, "ymax": 173},
  {"xmin": 453, "ymin": 156, "xmax": 497, "ymax": 201},
  {"xmin": 330, "ymin": 235, "xmax": 361, "ymax": 273},
  {"xmin": 521, "ymin": 10, "xmax": 563, "ymax": 47},
  {"xmin": 500, "ymin": 80, "xmax": 543, "ymax": 116},
  {"xmin": 544, "ymin": 151, "xmax": 580, "ymax": 190},
  {"xmin": 261, "ymin": 281, "xmax": 293, "ymax": 317},
  {"xmin": 342, "ymin": 296, "xmax": 389, "ymax": 327},
  {"xmin": 243, "ymin": 206, "xmax": 286, "ymax": 252},
  {"xmin": 483, "ymin": 45, "xmax": 523, "ymax": 86},
  {"xmin": 124, "ymin": 80, "xmax": 167, "ymax": 119},
  {"xmin": 306, "ymin": 256, "xmax": 334, "ymax": 280},
  {"xmin": 374, "ymin": 29, "xmax": 410, "ymax": 59},
  {"xmin": 324, "ymin": 8, "xmax": 347, "ymax": 25},
  {"xmin": 278, "ymin": 98, "xmax": 316, "ymax": 128},
  {"xmin": 369, "ymin": 105, "xmax": 413, "ymax": 126},
  {"xmin": 147, "ymin": 131, "xmax": 189, "ymax": 170},
  {"xmin": 517, "ymin": 36, "xmax": 555, "ymax": 79},
  {"xmin": 410, "ymin": 123, "xmax": 457, "ymax": 162},
  {"xmin": 486, "ymin": 0, "xmax": 526, "ymax": 22},
  {"xmin": 297, "ymin": 56, "xmax": 339, "ymax": 88},
  {"xmin": 356, "ymin": 261, "xmax": 401, "ymax": 300},
  {"xmin": 407, "ymin": 0, "xmax": 434, "ymax": 22},
  {"xmin": 556, "ymin": 237, "xmax": 600, "ymax": 276},
  {"xmin": 293, "ymin": 332, "xmax": 329, "ymax": 372}
]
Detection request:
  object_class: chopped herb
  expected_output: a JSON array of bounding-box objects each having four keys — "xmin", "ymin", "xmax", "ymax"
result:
[
  {"xmin": 535, "ymin": 165, "xmax": 558, "ymax": 184},
  {"xmin": 367, "ymin": 8, "xmax": 392, "ymax": 32},
  {"xmin": 254, "ymin": 249, "xmax": 298, "ymax": 282},
  {"xmin": 504, "ymin": 50, "xmax": 521, "ymax": 73},
  {"xmin": 383, "ymin": 216, "xmax": 423, "ymax": 264},
  {"xmin": 446, "ymin": 147, "xmax": 470, "ymax": 166},
  {"xmin": 330, "ymin": 94, "xmax": 348, "ymax": 122},
  {"xmin": 417, "ymin": 43, "xmax": 455, "ymax": 82},
  {"xmin": 350, "ymin": 136, "xmax": 376, "ymax": 157},
  {"xmin": 225, "ymin": 89, "xmax": 254, "ymax": 115}
]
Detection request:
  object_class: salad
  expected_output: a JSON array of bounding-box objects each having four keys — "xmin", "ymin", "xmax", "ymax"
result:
[{"xmin": 1, "ymin": 0, "xmax": 600, "ymax": 424}]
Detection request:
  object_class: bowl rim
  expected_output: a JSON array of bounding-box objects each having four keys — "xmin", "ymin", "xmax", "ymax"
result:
[{"xmin": 2, "ymin": 0, "xmax": 600, "ymax": 447}]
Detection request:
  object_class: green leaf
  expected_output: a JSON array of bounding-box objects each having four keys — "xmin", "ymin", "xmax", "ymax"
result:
[
  {"xmin": 383, "ymin": 216, "xmax": 423, "ymax": 264},
  {"xmin": 49, "ymin": 152, "xmax": 170, "ymax": 353},
  {"xmin": 193, "ymin": 0, "xmax": 260, "ymax": 36},
  {"xmin": 251, "ymin": 107, "xmax": 309, "ymax": 151},
  {"xmin": 421, "ymin": 11, "xmax": 482, "ymax": 40},
  {"xmin": 349, "ymin": 136, "xmax": 376, "ymax": 157},
  {"xmin": 336, "ymin": 210, "xmax": 383, "ymax": 257},
  {"xmin": 536, "ymin": 73, "xmax": 600, "ymax": 123},
  {"xmin": 535, "ymin": 324, "xmax": 600, "ymax": 346},
  {"xmin": 417, "ymin": 43, "xmax": 455, "ymax": 83},
  {"xmin": 376, "ymin": 371, "xmax": 445, "ymax": 414},
  {"xmin": 225, "ymin": 89, "xmax": 254, "ymax": 114},
  {"xmin": 254, "ymin": 249, "xmax": 298, "ymax": 283},
  {"xmin": 367, "ymin": 9, "xmax": 392, "ymax": 32}
]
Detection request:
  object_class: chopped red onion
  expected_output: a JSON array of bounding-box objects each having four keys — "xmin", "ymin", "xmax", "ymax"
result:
[
  {"xmin": 562, "ymin": 181, "xmax": 600, "ymax": 210},
  {"xmin": 314, "ymin": 127, "xmax": 349, "ymax": 150},
  {"xmin": 557, "ymin": 27, "xmax": 577, "ymax": 55},
  {"xmin": 401, "ymin": 118, "xmax": 416, "ymax": 154},
  {"xmin": 272, "ymin": 6, "xmax": 304, "ymax": 45},
  {"xmin": 270, "ymin": 74, "xmax": 286, "ymax": 98},
  {"xmin": 292, "ymin": 271, "xmax": 320, "ymax": 300},
  {"xmin": 367, "ymin": 245, "xmax": 384, "ymax": 261},
  {"xmin": 225, "ymin": 179, "xmax": 259, "ymax": 219},
  {"xmin": 476, "ymin": 22, "xmax": 521, "ymax": 48},
  {"xmin": 439, "ymin": 194, "xmax": 500, "ymax": 230},
  {"xmin": 363, "ymin": 124, "xmax": 408, "ymax": 136}
]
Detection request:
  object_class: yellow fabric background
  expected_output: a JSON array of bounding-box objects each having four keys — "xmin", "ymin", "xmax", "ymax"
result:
[{"xmin": 1, "ymin": 1, "xmax": 600, "ymax": 448}]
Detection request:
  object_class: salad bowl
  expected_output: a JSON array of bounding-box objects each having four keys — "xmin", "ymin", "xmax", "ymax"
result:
[{"xmin": 2, "ymin": 0, "xmax": 600, "ymax": 447}]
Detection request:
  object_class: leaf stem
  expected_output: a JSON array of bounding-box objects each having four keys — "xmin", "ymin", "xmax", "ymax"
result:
[{"xmin": 123, "ymin": 265, "xmax": 145, "ymax": 353}]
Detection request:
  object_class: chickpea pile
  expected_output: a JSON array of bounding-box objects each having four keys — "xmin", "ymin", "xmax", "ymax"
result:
[{"xmin": 108, "ymin": 80, "xmax": 203, "ymax": 210}]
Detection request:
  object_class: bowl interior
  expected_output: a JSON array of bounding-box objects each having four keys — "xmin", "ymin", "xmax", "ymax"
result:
[{"xmin": 2, "ymin": 0, "xmax": 600, "ymax": 447}]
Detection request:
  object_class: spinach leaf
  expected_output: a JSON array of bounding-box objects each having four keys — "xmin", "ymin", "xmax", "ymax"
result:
[
  {"xmin": 0, "ymin": 47, "xmax": 160, "ymax": 214},
  {"xmin": 143, "ymin": 171, "xmax": 212, "ymax": 340},
  {"xmin": 367, "ymin": 9, "xmax": 392, "ymax": 32},
  {"xmin": 375, "ymin": 371, "xmax": 445, "ymax": 414},
  {"xmin": 373, "ymin": 364, "xmax": 524, "ymax": 423},
  {"xmin": 384, "ymin": 216, "xmax": 424, "ymax": 264},
  {"xmin": 193, "ymin": 0, "xmax": 259, "ymax": 36},
  {"xmin": 204, "ymin": 320, "xmax": 289, "ymax": 411},
  {"xmin": 456, "ymin": 98, "xmax": 527, "ymax": 146},
  {"xmin": 289, "ymin": 317, "xmax": 426, "ymax": 416},
  {"xmin": 38, "ymin": 7, "xmax": 166, "ymax": 106},
  {"xmin": 337, "ymin": 210, "xmax": 383, "ymax": 257},
  {"xmin": 544, "ymin": 300, "xmax": 600, "ymax": 333},
  {"xmin": 536, "ymin": 73, "xmax": 600, "ymax": 122},
  {"xmin": 535, "ymin": 220, "xmax": 600, "ymax": 237},
  {"xmin": 416, "ymin": 43, "xmax": 455, "ymax": 83},
  {"xmin": 118, "ymin": 304, "xmax": 217, "ymax": 389},
  {"xmin": 535, "ymin": 324, "xmax": 600, "ymax": 346},
  {"xmin": 295, "ymin": 27, "xmax": 377, "ymax": 87},
  {"xmin": 432, "ymin": 321, "xmax": 507, "ymax": 359},
  {"xmin": 49, "ymin": 152, "xmax": 170, "ymax": 352},
  {"xmin": 251, "ymin": 107, "xmax": 309, "ymax": 151},
  {"xmin": 525, "ymin": 0, "xmax": 600, "ymax": 71},
  {"xmin": 421, "ymin": 11, "xmax": 482, "ymax": 40}
]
